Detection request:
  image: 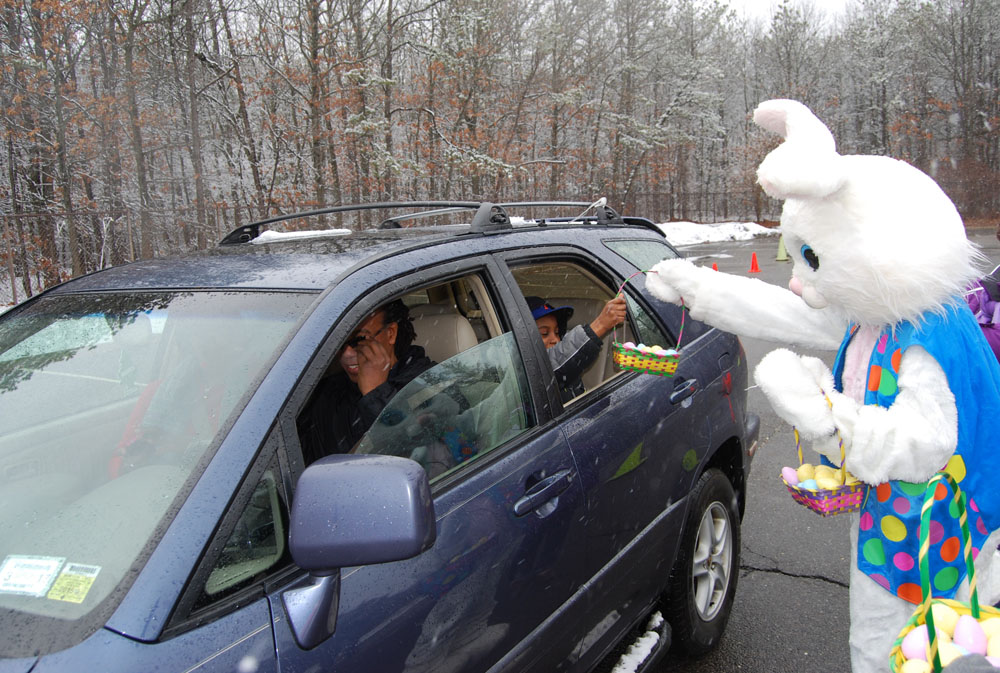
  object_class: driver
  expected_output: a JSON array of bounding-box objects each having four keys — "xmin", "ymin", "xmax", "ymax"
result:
[{"xmin": 298, "ymin": 299, "xmax": 434, "ymax": 463}]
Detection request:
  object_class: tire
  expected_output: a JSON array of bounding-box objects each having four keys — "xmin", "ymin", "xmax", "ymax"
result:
[{"xmin": 664, "ymin": 468, "xmax": 740, "ymax": 656}]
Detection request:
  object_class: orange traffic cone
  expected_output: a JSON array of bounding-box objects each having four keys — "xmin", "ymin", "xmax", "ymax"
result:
[
  {"xmin": 712, "ymin": 263, "xmax": 719, "ymax": 271},
  {"xmin": 749, "ymin": 252, "xmax": 761, "ymax": 273}
]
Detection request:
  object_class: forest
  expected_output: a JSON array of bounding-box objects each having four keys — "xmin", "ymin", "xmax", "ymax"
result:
[{"xmin": 1, "ymin": 0, "xmax": 999, "ymax": 301}]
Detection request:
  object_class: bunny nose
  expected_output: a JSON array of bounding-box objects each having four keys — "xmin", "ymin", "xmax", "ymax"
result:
[
  {"xmin": 789, "ymin": 276, "xmax": 804, "ymax": 297},
  {"xmin": 789, "ymin": 276, "xmax": 828, "ymax": 308}
]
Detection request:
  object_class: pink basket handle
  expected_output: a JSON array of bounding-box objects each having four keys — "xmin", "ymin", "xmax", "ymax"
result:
[{"xmin": 613, "ymin": 270, "xmax": 686, "ymax": 349}]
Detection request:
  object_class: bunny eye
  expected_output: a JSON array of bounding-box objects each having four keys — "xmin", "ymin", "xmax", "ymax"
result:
[{"xmin": 800, "ymin": 245, "xmax": 820, "ymax": 271}]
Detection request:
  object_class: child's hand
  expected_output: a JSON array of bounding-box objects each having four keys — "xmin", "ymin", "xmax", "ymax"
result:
[{"xmin": 590, "ymin": 296, "xmax": 627, "ymax": 337}]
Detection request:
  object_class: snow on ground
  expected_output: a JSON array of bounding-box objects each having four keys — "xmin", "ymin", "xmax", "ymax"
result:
[
  {"xmin": 654, "ymin": 220, "xmax": 776, "ymax": 247},
  {"xmin": 0, "ymin": 221, "xmax": 772, "ymax": 310}
]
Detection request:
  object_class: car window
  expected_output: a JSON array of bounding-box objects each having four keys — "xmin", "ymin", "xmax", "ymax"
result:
[
  {"xmin": 0, "ymin": 291, "xmax": 313, "ymax": 658},
  {"xmin": 603, "ymin": 239, "xmax": 712, "ymax": 345},
  {"xmin": 625, "ymin": 295, "xmax": 671, "ymax": 348},
  {"xmin": 355, "ymin": 332, "xmax": 534, "ymax": 480},
  {"xmin": 604, "ymin": 238, "xmax": 679, "ymax": 270},
  {"xmin": 195, "ymin": 464, "xmax": 289, "ymax": 610},
  {"xmin": 510, "ymin": 260, "xmax": 632, "ymax": 397},
  {"xmin": 296, "ymin": 273, "xmax": 501, "ymax": 466}
]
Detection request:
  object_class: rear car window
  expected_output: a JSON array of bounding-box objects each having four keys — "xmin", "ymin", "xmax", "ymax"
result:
[
  {"xmin": 604, "ymin": 238, "xmax": 711, "ymax": 345},
  {"xmin": 604, "ymin": 238, "xmax": 679, "ymax": 271}
]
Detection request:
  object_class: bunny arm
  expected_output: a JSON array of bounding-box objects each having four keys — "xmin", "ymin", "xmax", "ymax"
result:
[
  {"xmin": 753, "ymin": 348, "xmax": 836, "ymax": 439},
  {"xmin": 836, "ymin": 347, "xmax": 957, "ymax": 485},
  {"xmin": 647, "ymin": 258, "xmax": 845, "ymax": 349}
]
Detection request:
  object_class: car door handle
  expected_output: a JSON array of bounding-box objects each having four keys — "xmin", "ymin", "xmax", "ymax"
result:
[
  {"xmin": 513, "ymin": 468, "xmax": 573, "ymax": 516},
  {"xmin": 670, "ymin": 378, "xmax": 698, "ymax": 405}
]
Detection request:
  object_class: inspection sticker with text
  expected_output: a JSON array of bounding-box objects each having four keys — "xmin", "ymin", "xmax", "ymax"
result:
[
  {"xmin": 0, "ymin": 555, "xmax": 66, "ymax": 597},
  {"xmin": 47, "ymin": 563, "xmax": 101, "ymax": 604}
]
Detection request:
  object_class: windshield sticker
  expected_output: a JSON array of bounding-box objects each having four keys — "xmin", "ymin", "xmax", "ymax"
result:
[
  {"xmin": 0, "ymin": 555, "xmax": 66, "ymax": 597},
  {"xmin": 47, "ymin": 563, "xmax": 101, "ymax": 604}
]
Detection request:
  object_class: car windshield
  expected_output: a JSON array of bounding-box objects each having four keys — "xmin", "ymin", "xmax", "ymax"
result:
[{"xmin": 0, "ymin": 290, "xmax": 313, "ymax": 657}]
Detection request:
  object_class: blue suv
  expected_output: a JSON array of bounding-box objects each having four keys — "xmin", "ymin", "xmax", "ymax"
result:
[{"xmin": 0, "ymin": 202, "xmax": 758, "ymax": 673}]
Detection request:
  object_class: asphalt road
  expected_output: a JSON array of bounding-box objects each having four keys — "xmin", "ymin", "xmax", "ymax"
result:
[{"xmin": 650, "ymin": 228, "xmax": 1000, "ymax": 673}]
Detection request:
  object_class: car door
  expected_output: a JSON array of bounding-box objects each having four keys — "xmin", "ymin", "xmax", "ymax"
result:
[
  {"xmin": 268, "ymin": 255, "xmax": 593, "ymax": 672},
  {"xmin": 498, "ymin": 248, "xmax": 718, "ymax": 661},
  {"xmin": 561, "ymin": 288, "xmax": 719, "ymax": 592}
]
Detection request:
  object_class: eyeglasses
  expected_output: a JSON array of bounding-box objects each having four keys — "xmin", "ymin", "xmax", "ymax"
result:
[{"xmin": 344, "ymin": 324, "xmax": 387, "ymax": 350}]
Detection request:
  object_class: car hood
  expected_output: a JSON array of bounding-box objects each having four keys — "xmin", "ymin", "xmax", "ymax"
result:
[{"xmin": 0, "ymin": 657, "xmax": 35, "ymax": 673}]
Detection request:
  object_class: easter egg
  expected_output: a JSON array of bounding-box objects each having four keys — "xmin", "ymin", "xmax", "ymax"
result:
[
  {"xmin": 937, "ymin": 641, "xmax": 964, "ymax": 667},
  {"xmin": 953, "ymin": 615, "xmax": 988, "ymax": 655},
  {"xmin": 931, "ymin": 603, "xmax": 961, "ymax": 637},
  {"xmin": 986, "ymin": 655, "xmax": 1000, "ymax": 666},
  {"xmin": 981, "ymin": 618, "xmax": 1000, "ymax": 639},
  {"xmin": 901, "ymin": 624, "xmax": 929, "ymax": 661},
  {"xmin": 816, "ymin": 476, "xmax": 843, "ymax": 490},
  {"xmin": 814, "ymin": 465, "xmax": 835, "ymax": 480},
  {"xmin": 797, "ymin": 463, "xmax": 815, "ymax": 482},
  {"xmin": 900, "ymin": 659, "xmax": 932, "ymax": 673},
  {"xmin": 988, "ymin": 633, "xmax": 1000, "ymax": 657},
  {"xmin": 623, "ymin": 342, "xmax": 636, "ymax": 350},
  {"xmin": 797, "ymin": 478, "xmax": 818, "ymax": 491},
  {"xmin": 781, "ymin": 466, "xmax": 800, "ymax": 485}
]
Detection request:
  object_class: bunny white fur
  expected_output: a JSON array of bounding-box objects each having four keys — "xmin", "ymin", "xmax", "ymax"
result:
[{"xmin": 647, "ymin": 99, "xmax": 1000, "ymax": 673}]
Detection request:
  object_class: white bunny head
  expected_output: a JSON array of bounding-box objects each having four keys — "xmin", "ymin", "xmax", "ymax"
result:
[{"xmin": 754, "ymin": 99, "xmax": 982, "ymax": 327}]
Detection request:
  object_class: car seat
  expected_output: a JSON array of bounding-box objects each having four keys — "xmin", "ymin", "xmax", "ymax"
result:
[{"xmin": 409, "ymin": 304, "xmax": 479, "ymax": 364}]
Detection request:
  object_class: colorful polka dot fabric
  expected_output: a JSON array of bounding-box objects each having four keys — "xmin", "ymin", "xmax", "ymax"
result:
[
  {"xmin": 830, "ymin": 303, "xmax": 1000, "ymax": 604},
  {"xmin": 857, "ymin": 454, "xmax": 989, "ymax": 604}
]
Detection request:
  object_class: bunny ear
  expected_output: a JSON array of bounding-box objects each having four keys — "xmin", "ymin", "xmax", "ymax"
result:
[
  {"xmin": 753, "ymin": 99, "xmax": 836, "ymax": 151},
  {"xmin": 754, "ymin": 99, "xmax": 845, "ymax": 200}
]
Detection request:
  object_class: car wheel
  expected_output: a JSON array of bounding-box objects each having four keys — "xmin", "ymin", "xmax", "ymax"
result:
[{"xmin": 664, "ymin": 468, "xmax": 740, "ymax": 656}]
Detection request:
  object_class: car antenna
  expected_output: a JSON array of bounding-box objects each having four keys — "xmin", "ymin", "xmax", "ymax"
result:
[{"xmin": 568, "ymin": 197, "xmax": 607, "ymax": 224}]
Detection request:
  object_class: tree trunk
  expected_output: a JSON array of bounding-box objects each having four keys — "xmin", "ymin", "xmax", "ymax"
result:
[
  {"xmin": 123, "ymin": 37, "xmax": 155, "ymax": 259},
  {"xmin": 5, "ymin": 138, "xmax": 20, "ymax": 304},
  {"xmin": 183, "ymin": 0, "xmax": 208, "ymax": 248},
  {"xmin": 307, "ymin": 0, "xmax": 326, "ymax": 212},
  {"xmin": 218, "ymin": 0, "xmax": 267, "ymax": 217},
  {"xmin": 52, "ymin": 63, "xmax": 81, "ymax": 276}
]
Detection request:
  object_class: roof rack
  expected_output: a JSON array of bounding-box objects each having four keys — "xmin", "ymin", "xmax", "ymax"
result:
[
  {"xmin": 219, "ymin": 201, "xmax": 482, "ymax": 244},
  {"xmin": 378, "ymin": 207, "xmax": 475, "ymax": 229},
  {"xmin": 218, "ymin": 200, "xmax": 626, "ymax": 244}
]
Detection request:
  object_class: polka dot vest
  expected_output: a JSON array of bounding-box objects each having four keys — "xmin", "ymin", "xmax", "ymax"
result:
[{"xmin": 832, "ymin": 301, "xmax": 1000, "ymax": 604}]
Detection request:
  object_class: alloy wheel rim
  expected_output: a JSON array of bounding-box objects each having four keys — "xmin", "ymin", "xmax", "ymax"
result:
[{"xmin": 690, "ymin": 501, "xmax": 732, "ymax": 621}]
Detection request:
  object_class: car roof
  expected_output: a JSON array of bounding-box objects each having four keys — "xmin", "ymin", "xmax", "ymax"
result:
[
  {"xmin": 51, "ymin": 234, "xmax": 420, "ymax": 293},
  {"xmin": 44, "ymin": 201, "xmax": 666, "ymax": 295}
]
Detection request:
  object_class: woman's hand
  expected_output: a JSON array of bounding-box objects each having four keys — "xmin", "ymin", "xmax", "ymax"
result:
[{"xmin": 355, "ymin": 338, "xmax": 394, "ymax": 395}]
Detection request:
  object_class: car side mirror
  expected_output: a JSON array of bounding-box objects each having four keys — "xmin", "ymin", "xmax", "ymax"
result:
[{"xmin": 282, "ymin": 454, "xmax": 436, "ymax": 649}]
